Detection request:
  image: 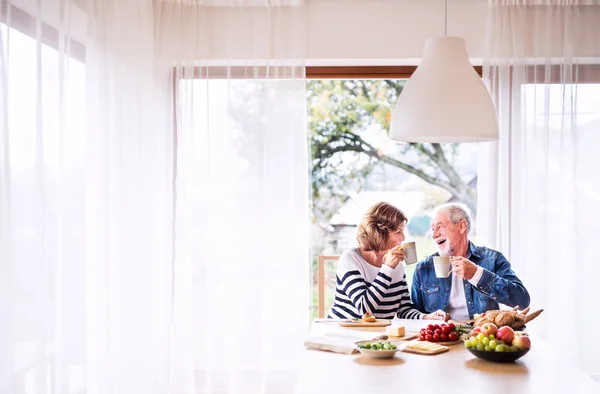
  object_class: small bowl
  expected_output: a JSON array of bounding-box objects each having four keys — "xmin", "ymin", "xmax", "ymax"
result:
[
  {"xmin": 355, "ymin": 340, "xmax": 405, "ymax": 359},
  {"xmin": 466, "ymin": 347, "xmax": 530, "ymax": 363}
]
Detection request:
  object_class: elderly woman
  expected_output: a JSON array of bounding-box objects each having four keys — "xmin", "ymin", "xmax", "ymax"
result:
[{"xmin": 328, "ymin": 202, "xmax": 448, "ymax": 320}]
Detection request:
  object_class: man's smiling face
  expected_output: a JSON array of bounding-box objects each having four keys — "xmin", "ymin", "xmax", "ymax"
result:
[{"xmin": 431, "ymin": 210, "xmax": 467, "ymax": 256}]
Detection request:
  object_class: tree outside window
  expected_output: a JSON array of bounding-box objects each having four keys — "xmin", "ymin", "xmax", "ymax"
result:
[{"xmin": 308, "ymin": 79, "xmax": 479, "ymax": 318}]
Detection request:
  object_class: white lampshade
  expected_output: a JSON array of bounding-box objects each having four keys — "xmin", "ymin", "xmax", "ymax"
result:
[{"xmin": 389, "ymin": 37, "xmax": 498, "ymax": 143}]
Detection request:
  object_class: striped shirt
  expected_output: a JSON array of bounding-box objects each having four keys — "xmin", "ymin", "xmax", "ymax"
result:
[{"xmin": 327, "ymin": 248, "xmax": 424, "ymax": 320}]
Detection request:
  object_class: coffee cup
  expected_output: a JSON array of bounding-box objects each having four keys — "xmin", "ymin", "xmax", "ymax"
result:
[
  {"xmin": 400, "ymin": 242, "xmax": 418, "ymax": 265},
  {"xmin": 433, "ymin": 256, "xmax": 452, "ymax": 278}
]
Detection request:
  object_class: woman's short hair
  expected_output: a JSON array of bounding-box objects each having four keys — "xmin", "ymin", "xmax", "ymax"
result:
[{"xmin": 357, "ymin": 202, "xmax": 407, "ymax": 252}]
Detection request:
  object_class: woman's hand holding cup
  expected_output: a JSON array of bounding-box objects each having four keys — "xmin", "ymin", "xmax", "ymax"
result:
[{"xmin": 384, "ymin": 245, "xmax": 406, "ymax": 269}]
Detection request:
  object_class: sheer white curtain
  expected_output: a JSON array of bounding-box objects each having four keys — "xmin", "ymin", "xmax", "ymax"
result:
[
  {"xmin": 2, "ymin": 0, "xmax": 309, "ymax": 393},
  {"xmin": 1, "ymin": 0, "xmax": 186, "ymax": 393},
  {"xmin": 84, "ymin": 1, "xmax": 180, "ymax": 393},
  {"xmin": 0, "ymin": 1, "xmax": 90, "ymax": 393},
  {"xmin": 479, "ymin": 0, "xmax": 600, "ymax": 378},
  {"xmin": 155, "ymin": 1, "xmax": 310, "ymax": 393}
]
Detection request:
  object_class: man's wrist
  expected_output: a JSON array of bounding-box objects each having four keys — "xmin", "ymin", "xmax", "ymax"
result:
[{"xmin": 468, "ymin": 266, "xmax": 484, "ymax": 285}]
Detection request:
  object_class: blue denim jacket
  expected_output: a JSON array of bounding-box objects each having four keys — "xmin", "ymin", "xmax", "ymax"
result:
[{"xmin": 410, "ymin": 242, "xmax": 530, "ymax": 318}]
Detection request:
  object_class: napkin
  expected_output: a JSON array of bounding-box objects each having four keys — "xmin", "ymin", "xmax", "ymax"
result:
[
  {"xmin": 303, "ymin": 335, "xmax": 359, "ymax": 355},
  {"xmin": 304, "ymin": 329, "xmax": 376, "ymax": 355}
]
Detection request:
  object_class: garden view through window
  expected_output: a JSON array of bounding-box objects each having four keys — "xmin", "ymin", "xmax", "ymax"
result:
[{"xmin": 307, "ymin": 79, "xmax": 479, "ymax": 319}]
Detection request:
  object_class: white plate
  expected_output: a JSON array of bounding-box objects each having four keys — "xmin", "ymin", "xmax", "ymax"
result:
[{"xmin": 354, "ymin": 340, "xmax": 406, "ymax": 359}]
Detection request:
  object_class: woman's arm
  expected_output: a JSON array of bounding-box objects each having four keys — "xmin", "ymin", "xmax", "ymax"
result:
[
  {"xmin": 396, "ymin": 273, "xmax": 425, "ymax": 319},
  {"xmin": 337, "ymin": 261, "xmax": 398, "ymax": 316}
]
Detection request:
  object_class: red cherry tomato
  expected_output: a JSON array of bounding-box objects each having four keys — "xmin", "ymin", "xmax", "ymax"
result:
[
  {"xmin": 448, "ymin": 323, "xmax": 456, "ymax": 331},
  {"xmin": 440, "ymin": 333, "xmax": 448, "ymax": 341},
  {"xmin": 441, "ymin": 326, "xmax": 450, "ymax": 334},
  {"xmin": 448, "ymin": 332, "xmax": 459, "ymax": 341},
  {"xmin": 426, "ymin": 334, "xmax": 433, "ymax": 341},
  {"xmin": 426, "ymin": 330, "xmax": 433, "ymax": 336},
  {"xmin": 434, "ymin": 329, "xmax": 442, "ymax": 336},
  {"xmin": 419, "ymin": 336, "xmax": 426, "ymax": 341},
  {"xmin": 427, "ymin": 324, "xmax": 435, "ymax": 330},
  {"xmin": 433, "ymin": 334, "xmax": 441, "ymax": 342}
]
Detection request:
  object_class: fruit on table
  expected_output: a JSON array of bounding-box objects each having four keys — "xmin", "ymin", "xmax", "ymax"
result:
[
  {"xmin": 480, "ymin": 322, "xmax": 498, "ymax": 337},
  {"xmin": 512, "ymin": 335, "xmax": 531, "ymax": 350},
  {"xmin": 496, "ymin": 326, "xmax": 515, "ymax": 346},
  {"xmin": 465, "ymin": 332, "xmax": 529, "ymax": 352},
  {"xmin": 473, "ymin": 306, "xmax": 544, "ymax": 330},
  {"xmin": 469, "ymin": 327, "xmax": 482, "ymax": 338},
  {"xmin": 418, "ymin": 322, "xmax": 465, "ymax": 342}
]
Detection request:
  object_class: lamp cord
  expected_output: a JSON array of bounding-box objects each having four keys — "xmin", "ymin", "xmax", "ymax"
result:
[{"xmin": 444, "ymin": 0, "xmax": 448, "ymax": 36}]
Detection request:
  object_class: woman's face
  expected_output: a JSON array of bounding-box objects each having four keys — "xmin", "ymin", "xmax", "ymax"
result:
[{"xmin": 385, "ymin": 225, "xmax": 405, "ymax": 251}]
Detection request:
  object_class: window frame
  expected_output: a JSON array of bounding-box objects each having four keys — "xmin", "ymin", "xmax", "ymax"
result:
[{"xmin": 0, "ymin": 0, "xmax": 86, "ymax": 62}]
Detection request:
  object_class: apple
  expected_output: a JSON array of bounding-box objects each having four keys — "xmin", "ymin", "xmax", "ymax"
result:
[
  {"xmin": 469, "ymin": 327, "xmax": 482, "ymax": 338},
  {"xmin": 512, "ymin": 334, "xmax": 531, "ymax": 350},
  {"xmin": 514, "ymin": 332, "xmax": 528, "ymax": 337},
  {"xmin": 496, "ymin": 326, "xmax": 515, "ymax": 345},
  {"xmin": 480, "ymin": 322, "xmax": 498, "ymax": 337}
]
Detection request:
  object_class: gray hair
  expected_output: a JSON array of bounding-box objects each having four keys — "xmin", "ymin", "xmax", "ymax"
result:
[{"xmin": 434, "ymin": 203, "xmax": 472, "ymax": 234}]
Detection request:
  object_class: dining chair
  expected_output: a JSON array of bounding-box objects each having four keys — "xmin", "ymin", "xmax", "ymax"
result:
[{"xmin": 317, "ymin": 255, "xmax": 340, "ymax": 318}]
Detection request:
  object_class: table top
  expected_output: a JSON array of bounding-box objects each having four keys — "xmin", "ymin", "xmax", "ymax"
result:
[{"xmin": 296, "ymin": 319, "xmax": 600, "ymax": 394}]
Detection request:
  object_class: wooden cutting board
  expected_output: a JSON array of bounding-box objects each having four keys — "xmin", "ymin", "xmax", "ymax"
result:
[
  {"xmin": 339, "ymin": 320, "xmax": 391, "ymax": 327},
  {"xmin": 390, "ymin": 333, "xmax": 419, "ymax": 341},
  {"xmin": 402, "ymin": 341, "xmax": 449, "ymax": 355},
  {"xmin": 436, "ymin": 338, "xmax": 463, "ymax": 346}
]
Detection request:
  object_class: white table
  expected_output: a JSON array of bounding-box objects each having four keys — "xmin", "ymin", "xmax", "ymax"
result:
[{"xmin": 296, "ymin": 319, "xmax": 600, "ymax": 394}]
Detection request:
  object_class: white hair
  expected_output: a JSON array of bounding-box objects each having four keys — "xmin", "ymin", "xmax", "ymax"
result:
[{"xmin": 434, "ymin": 203, "xmax": 472, "ymax": 234}]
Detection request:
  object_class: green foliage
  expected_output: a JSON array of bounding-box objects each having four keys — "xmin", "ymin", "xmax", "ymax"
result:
[
  {"xmin": 407, "ymin": 215, "xmax": 432, "ymax": 237},
  {"xmin": 307, "ymin": 79, "xmax": 477, "ymax": 221}
]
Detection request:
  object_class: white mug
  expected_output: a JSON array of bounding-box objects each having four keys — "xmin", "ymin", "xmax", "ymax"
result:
[
  {"xmin": 433, "ymin": 256, "xmax": 452, "ymax": 278},
  {"xmin": 400, "ymin": 242, "xmax": 418, "ymax": 265}
]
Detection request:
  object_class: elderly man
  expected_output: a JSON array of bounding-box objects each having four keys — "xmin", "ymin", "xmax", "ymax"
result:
[{"xmin": 411, "ymin": 204, "xmax": 530, "ymax": 321}]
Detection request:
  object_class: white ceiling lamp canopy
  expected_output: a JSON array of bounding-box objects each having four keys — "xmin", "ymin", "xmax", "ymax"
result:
[{"xmin": 389, "ymin": 2, "xmax": 498, "ymax": 143}]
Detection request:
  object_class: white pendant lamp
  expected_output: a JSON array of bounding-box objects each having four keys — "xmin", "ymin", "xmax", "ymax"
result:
[{"xmin": 389, "ymin": 2, "xmax": 498, "ymax": 143}]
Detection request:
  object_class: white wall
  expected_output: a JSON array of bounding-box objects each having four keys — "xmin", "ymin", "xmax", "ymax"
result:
[
  {"xmin": 8, "ymin": 0, "xmax": 488, "ymax": 64},
  {"xmin": 154, "ymin": 0, "xmax": 487, "ymax": 64},
  {"xmin": 306, "ymin": 0, "xmax": 487, "ymax": 65}
]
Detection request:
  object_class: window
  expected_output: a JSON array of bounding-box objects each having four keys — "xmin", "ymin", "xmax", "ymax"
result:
[
  {"xmin": 307, "ymin": 76, "xmax": 479, "ymax": 318},
  {"xmin": 1, "ymin": 20, "xmax": 86, "ymax": 394}
]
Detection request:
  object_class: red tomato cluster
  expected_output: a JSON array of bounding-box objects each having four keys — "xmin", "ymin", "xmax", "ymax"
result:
[{"xmin": 418, "ymin": 323, "xmax": 460, "ymax": 342}]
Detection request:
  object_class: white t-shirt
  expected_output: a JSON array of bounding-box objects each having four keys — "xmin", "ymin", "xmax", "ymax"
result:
[{"xmin": 447, "ymin": 266, "xmax": 484, "ymax": 321}]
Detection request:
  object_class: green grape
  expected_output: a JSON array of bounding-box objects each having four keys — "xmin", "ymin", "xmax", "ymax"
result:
[
  {"xmin": 489, "ymin": 340, "xmax": 497, "ymax": 349},
  {"xmin": 477, "ymin": 333, "xmax": 485, "ymax": 341},
  {"xmin": 482, "ymin": 337, "xmax": 490, "ymax": 346},
  {"xmin": 485, "ymin": 345, "xmax": 492, "ymax": 351},
  {"xmin": 476, "ymin": 343, "xmax": 485, "ymax": 351},
  {"xmin": 489, "ymin": 334, "xmax": 495, "ymax": 340},
  {"xmin": 509, "ymin": 346, "xmax": 518, "ymax": 352},
  {"xmin": 495, "ymin": 344, "xmax": 506, "ymax": 352}
]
